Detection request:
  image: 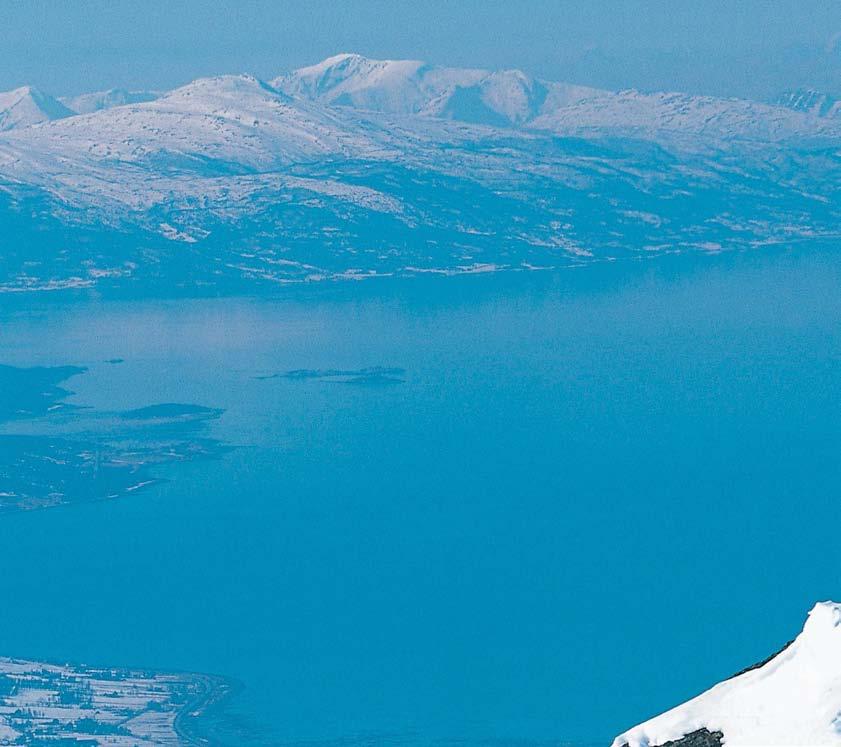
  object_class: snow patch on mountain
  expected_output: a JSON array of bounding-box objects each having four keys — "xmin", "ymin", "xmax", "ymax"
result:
[
  {"xmin": 773, "ymin": 88, "xmax": 841, "ymax": 118},
  {"xmin": 613, "ymin": 602, "xmax": 841, "ymax": 747},
  {"xmin": 0, "ymin": 86, "xmax": 74, "ymax": 131}
]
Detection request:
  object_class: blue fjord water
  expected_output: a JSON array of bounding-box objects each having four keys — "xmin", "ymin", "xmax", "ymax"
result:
[{"xmin": 0, "ymin": 247, "xmax": 838, "ymax": 745}]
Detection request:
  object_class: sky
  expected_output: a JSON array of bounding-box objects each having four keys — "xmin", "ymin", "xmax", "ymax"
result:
[{"xmin": 1, "ymin": 0, "xmax": 840, "ymax": 99}]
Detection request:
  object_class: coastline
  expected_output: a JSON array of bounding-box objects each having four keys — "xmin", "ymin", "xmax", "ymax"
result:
[
  {"xmin": 0, "ymin": 654, "xmax": 236, "ymax": 745},
  {"xmin": 174, "ymin": 672, "xmax": 240, "ymax": 746}
]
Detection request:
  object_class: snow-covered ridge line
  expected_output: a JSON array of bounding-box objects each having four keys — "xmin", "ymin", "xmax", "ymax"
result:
[
  {"xmin": 270, "ymin": 53, "xmax": 841, "ymax": 139},
  {"xmin": 4, "ymin": 52, "xmax": 841, "ymax": 140},
  {"xmin": 612, "ymin": 602, "xmax": 841, "ymax": 747},
  {"xmin": 61, "ymin": 87, "xmax": 160, "ymax": 114}
]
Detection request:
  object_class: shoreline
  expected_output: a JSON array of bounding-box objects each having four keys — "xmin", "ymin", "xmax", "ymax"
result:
[
  {"xmin": 0, "ymin": 654, "xmax": 237, "ymax": 745},
  {"xmin": 174, "ymin": 672, "xmax": 241, "ymax": 746}
]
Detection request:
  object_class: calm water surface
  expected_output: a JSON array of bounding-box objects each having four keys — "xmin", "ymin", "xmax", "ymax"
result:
[{"xmin": 0, "ymin": 248, "xmax": 839, "ymax": 745}]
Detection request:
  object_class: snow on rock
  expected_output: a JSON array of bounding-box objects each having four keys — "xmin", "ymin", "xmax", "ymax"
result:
[
  {"xmin": 0, "ymin": 86, "xmax": 74, "ymax": 131},
  {"xmin": 613, "ymin": 602, "xmax": 841, "ymax": 747}
]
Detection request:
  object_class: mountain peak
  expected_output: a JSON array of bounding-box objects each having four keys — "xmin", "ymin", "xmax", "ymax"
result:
[
  {"xmin": 0, "ymin": 85, "xmax": 74, "ymax": 131},
  {"xmin": 317, "ymin": 52, "xmax": 370, "ymax": 67},
  {"xmin": 164, "ymin": 74, "xmax": 287, "ymax": 103},
  {"xmin": 275, "ymin": 54, "xmax": 587, "ymax": 126},
  {"xmin": 613, "ymin": 601, "xmax": 841, "ymax": 747}
]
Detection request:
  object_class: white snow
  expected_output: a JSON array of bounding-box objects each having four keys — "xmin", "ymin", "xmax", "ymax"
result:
[
  {"xmin": 0, "ymin": 722, "xmax": 21, "ymax": 742},
  {"xmin": 0, "ymin": 86, "xmax": 74, "ymax": 131},
  {"xmin": 530, "ymin": 88, "xmax": 841, "ymax": 143},
  {"xmin": 272, "ymin": 53, "xmax": 484, "ymax": 116},
  {"xmin": 270, "ymin": 53, "xmax": 841, "ymax": 141},
  {"xmin": 0, "ymin": 73, "xmax": 393, "ymax": 177},
  {"xmin": 61, "ymin": 87, "xmax": 159, "ymax": 114},
  {"xmin": 272, "ymin": 53, "xmax": 600, "ymax": 127},
  {"xmin": 613, "ymin": 602, "xmax": 841, "ymax": 747}
]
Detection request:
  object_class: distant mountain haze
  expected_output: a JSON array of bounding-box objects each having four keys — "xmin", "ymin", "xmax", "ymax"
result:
[
  {"xmin": 60, "ymin": 88, "xmax": 160, "ymax": 115},
  {"xmin": 3, "ymin": 52, "xmax": 840, "ymax": 136},
  {"xmin": 0, "ymin": 86, "xmax": 74, "ymax": 131},
  {"xmin": 1, "ymin": 53, "xmax": 840, "ymax": 292}
]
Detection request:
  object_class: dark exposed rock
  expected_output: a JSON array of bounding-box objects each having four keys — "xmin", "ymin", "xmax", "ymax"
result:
[
  {"xmin": 257, "ymin": 365, "xmax": 406, "ymax": 385},
  {"xmin": 729, "ymin": 637, "xmax": 795, "ymax": 679},
  {"xmin": 618, "ymin": 727, "xmax": 724, "ymax": 747},
  {"xmin": 659, "ymin": 728, "xmax": 724, "ymax": 747}
]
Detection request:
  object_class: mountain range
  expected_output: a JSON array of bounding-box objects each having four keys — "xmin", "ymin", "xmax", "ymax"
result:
[{"xmin": 1, "ymin": 54, "xmax": 841, "ymax": 292}]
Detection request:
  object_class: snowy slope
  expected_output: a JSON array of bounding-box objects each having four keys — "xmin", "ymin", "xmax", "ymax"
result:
[
  {"xmin": 272, "ymin": 53, "xmax": 601, "ymax": 127},
  {"xmin": 0, "ymin": 73, "xmax": 396, "ymax": 197},
  {"xmin": 613, "ymin": 602, "xmax": 841, "ymax": 747},
  {"xmin": 0, "ymin": 86, "xmax": 74, "ymax": 131},
  {"xmin": 272, "ymin": 54, "xmax": 841, "ymax": 141},
  {"xmin": 272, "ymin": 53, "xmax": 485, "ymax": 114},
  {"xmin": 530, "ymin": 88, "xmax": 841, "ymax": 142},
  {"xmin": 61, "ymin": 87, "xmax": 160, "ymax": 114}
]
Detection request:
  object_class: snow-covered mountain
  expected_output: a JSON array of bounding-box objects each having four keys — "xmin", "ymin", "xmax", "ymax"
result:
[
  {"xmin": 2, "ymin": 56, "xmax": 841, "ymax": 292},
  {"xmin": 0, "ymin": 86, "xmax": 74, "ymax": 131},
  {"xmin": 1, "ymin": 73, "xmax": 391, "ymax": 179},
  {"xmin": 272, "ymin": 53, "xmax": 480, "ymax": 114},
  {"xmin": 773, "ymin": 88, "xmax": 841, "ymax": 118},
  {"xmin": 61, "ymin": 87, "xmax": 160, "ymax": 114},
  {"xmin": 272, "ymin": 54, "xmax": 841, "ymax": 142},
  {"xmin": 271, "ymin": 53, "xmax": 601, "ymax": 127},
  {"xmin": 530, "ymin": 88, "xmax": 841, "ymax": 142},
  {"xmin": 613, "ymin": 602, "xmax": 841, "ymax": 747}
]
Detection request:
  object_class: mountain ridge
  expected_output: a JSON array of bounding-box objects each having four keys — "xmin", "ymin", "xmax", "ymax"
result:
[
  {"xmin": 60, "ymin": 87, "xmax": 160, "ymax": 114},
  {"xmin": 4, "ymin": 54, "xmax": 841, "ymax": 141},
  {"xmin": 612, "ymin": 602, "xmax": 841, "ymax": 747},
  {"xmin": 272, "ymin": 53, "xmax": 609, "ymax": 127},
  {"xmin": 0, "ymin": 86, "xmax": 74, "ymax": 131}
]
